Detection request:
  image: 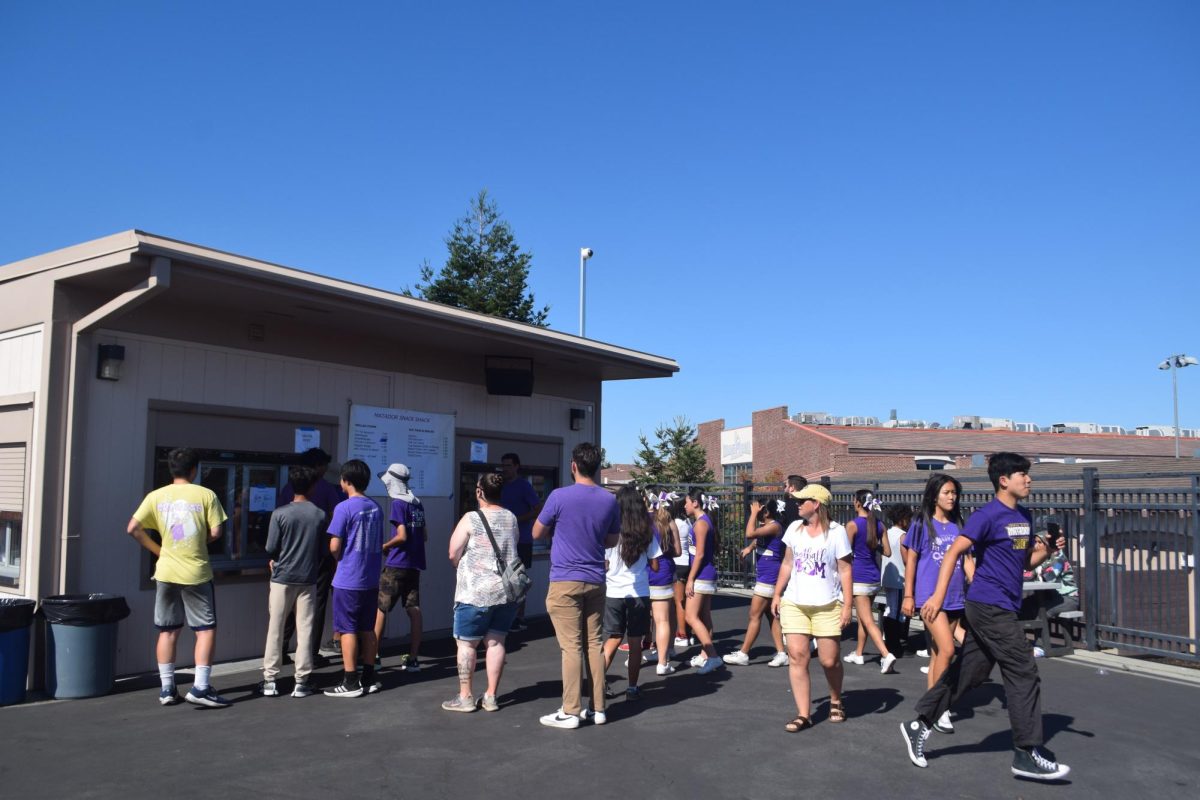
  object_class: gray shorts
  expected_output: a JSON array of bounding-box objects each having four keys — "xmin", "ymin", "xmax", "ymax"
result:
[{"xmin": 154, "ymin": 580, "xmax": 217, "ymax": 631}]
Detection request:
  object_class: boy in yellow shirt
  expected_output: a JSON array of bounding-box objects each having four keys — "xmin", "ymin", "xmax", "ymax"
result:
[{"xmin": 127, "ymin": 448, "xmax": 230, "ymax": 707}]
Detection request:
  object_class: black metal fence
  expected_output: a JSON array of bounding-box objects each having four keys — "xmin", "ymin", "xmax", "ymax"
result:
[{"xmin": 653, "ymin": 468, "xmax": 1200, "ymax": 662}]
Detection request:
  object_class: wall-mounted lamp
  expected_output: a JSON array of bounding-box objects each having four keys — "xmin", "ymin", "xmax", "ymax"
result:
[
  {"xmin": 97, "ymin": 344, "xmax": 126, "ymax": 381},
  {"xmin": 569, "ymin": 408, "xmax": 586, "ymax": 432}
]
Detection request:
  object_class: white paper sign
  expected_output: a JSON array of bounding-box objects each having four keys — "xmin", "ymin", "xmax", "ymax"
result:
[
  {"xmin": 469, "ymin": 440, "xmax": 488, "ymax": 463},
  {"xmin": 249, "ymin": 486, "xmax": 276, "ymax": 513},
  {"xmin": 348, "ymin": 405, "xmax": 455, "ymax": 497},
  {"xmin": 294, "ymin": 427, "xmax": 320, "ymax": 453}
]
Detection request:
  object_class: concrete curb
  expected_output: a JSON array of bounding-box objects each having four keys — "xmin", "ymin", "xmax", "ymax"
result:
[{"xmin": 1058, "ymin": 649, "xmax": 1200, "ymax": 687}]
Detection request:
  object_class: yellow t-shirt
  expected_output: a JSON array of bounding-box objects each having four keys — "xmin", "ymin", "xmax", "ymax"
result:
[{"xmin": 133, "ymin": 483, "xmax": 228, "ymax": 585}]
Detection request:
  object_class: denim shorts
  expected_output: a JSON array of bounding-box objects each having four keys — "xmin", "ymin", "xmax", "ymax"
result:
[
  {"xmin": 453, "ymin": 601, "xmax": 519, "ymax": 641},
  {"xmin": 154, "ymin": 580, "xmax": 216, "ymax": 631}
]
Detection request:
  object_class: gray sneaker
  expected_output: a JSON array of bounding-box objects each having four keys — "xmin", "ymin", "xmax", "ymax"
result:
[
  {"xmin": 479, "ymin": 694, "xmax": 500, "ymax": 712},
  {"xmin": 257, "ymin": 680, "xmax": 279, "ymax": 697},
  {"xmin": 291, "ymin": 682, "xmax": 314, "ymax": 698},
  {"xmin": 442, "ymin": 694, "xmax": 476, "ymax": 712}
]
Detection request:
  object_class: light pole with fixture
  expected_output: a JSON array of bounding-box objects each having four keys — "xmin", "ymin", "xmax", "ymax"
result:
[
  {"xmin": 578, "ymin": 247, "xmax": 593, "ymax": 337},
  {"xmin": 1157, "ymin": 353, "xmax": 1198, "ymax": 458}
]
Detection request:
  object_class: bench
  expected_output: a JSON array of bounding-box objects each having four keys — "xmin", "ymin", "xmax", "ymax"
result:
[{"xmin": 1020, "ymin": 582, "xmax": 1075, "ymax": 657}]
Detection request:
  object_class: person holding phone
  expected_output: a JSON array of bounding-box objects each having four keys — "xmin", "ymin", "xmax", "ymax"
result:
[{"xmin": 900, "ymin": 453, "xmax": 1070, "ymax": 781}]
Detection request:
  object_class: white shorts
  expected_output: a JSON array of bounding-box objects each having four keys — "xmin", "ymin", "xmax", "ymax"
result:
[
  {"xmin": 649, "ymin": 584, "xmax": 675, "ymax": 601},
  {"xmin": 693, "ymin": 579, "xmax": 717, "ymax": 596},
  {"xmin": 752, "ymin": 581, "xmax": 776, "ymax": 599},
  {"xmin": 852, "ymin": 582, "xmax": 881, "ymax": 597}
]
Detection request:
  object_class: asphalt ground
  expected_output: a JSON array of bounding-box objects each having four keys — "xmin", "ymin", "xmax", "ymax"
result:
[{"xmin": 2, "ymin": 594, "xmax": 1197, "ymax": 800}]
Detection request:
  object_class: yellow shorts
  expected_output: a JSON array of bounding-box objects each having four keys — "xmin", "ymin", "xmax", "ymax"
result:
[{"xmin": 779, "ymin": 599, "xmax": 843, "ymax": 638}]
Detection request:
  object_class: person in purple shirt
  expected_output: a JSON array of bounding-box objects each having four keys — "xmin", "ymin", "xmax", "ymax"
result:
[
  {"xmin": 843, "ymin": 490, "xmax": 897, "ymax": 674},
  {"xmin": 499, "ymin": 452, "xmax": 544, "ymax": 630},
  {"xmin": 901, "ymin": 453, "xmax": 1070, "ymax": 781},
  {"xmin": 724, "ymin": 498, "xmax": 787, "ymax": 667},
  {"xmin": 683, "ymin": 487, "xmax": 723, "ymax": 674},
  {"xmin": 373, "ymin": 463, "xmax": 426, "ymax": 673},
  {"xmin": 277, "ymin": 447, "xmax": 345, "ymax": 664},
  {"xmin": 323, "ymin": 459, "xmax": 384, "ymax": 698},
  {"xmin": 532, "ymin": 442, "xmax": 620, "ymax": 729},
  {"xmin": 902, "ymin": 473, "xmax": 975, "ymax": 734}
]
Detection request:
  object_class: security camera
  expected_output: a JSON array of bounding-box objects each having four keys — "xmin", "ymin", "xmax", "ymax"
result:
[{"xmin": 580, "ymin": 247, "xmax": 593, "ymax": 259}]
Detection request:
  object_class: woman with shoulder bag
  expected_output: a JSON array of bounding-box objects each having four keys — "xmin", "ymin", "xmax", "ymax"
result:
[{"xmin": 442, "ymin": 472, "xmax": 521, "ymax": 713}]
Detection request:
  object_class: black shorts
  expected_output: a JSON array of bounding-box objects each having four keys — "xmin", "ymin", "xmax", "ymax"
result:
[
  {"xmin": 603, "ymin": 596, "xmax": 650, "ymax": 639},
  {"xmin": 378, "ymin": 567, "xmax": 421, "ymax": 612},
  {"xmin": 674, "ymin": 564, "xmax": 691, "ymax": 583},
  {"xmin": 516, "ymin": 542, "xmax": 533, "ymax": 570}
]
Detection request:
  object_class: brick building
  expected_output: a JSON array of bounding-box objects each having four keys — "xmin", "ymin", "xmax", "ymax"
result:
[{"xmin": 699, "ymin": 406, "xmax": 1193, "ymax": 483}]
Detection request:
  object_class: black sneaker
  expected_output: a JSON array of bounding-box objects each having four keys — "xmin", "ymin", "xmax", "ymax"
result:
[
  {"xmin": 324, "ymin": 683, "xmax": 364, "ymax": 698},
  {"xmin": 900, "ymin": 719, "xmax": 931, "ymax": 768},
  {"xmin": 1012, "ymin": 747, "xmax": 1070, "ymax": 781},
  {"xmin": 404, "ymin": 657, "xmax": 420, "ymax": 673}
]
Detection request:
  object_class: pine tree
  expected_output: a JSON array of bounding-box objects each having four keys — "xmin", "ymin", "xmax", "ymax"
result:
[
  {"xmin": 406, "ymin": 190, "xmax": 549, "ymax": 326},
  {"xmin": 631, "ymin": 416, "xmax": 715, "ymax": 485}
]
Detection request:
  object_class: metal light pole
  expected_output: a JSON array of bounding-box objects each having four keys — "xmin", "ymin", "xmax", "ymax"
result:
[
  {"xmin": 1158, "ymin": 354, "xmax": 1198, "ymax": 458},
  {"xmin": 578, "ymin": 247, "xmax": 593, "ymax": 337}
]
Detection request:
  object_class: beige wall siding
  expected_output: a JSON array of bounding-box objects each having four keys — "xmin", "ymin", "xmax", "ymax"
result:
[
  {"xmin": 0, "ymin": 326, "xmax": 44, "ymax": 396},
  {"xmin": 77, "ymin": 329, "xmax": 596, "ymax": 675}
]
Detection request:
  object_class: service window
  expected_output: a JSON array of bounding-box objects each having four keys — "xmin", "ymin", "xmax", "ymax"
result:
[
  {"xmin": 149, "ymin": 447, "xmax": 296, "ymax": 575},
  {"xmin": 457, "ymin": 462, "xmax": 558, "ymax": 553}
]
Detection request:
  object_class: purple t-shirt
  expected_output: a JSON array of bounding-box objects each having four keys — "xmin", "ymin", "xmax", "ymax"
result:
[
  {"xmin": 962, "ymin": 498, "xmax": 1033, "ymax": 613},
  {"xmin": 754, "ymin": 521, "xmax": 785, "ymax": 585},
  {"xmin": 385, "ymin": 498, "xmax": 426, "ymax": 571},
  {"xmin": 500, "ymin": 478, "xmax": 540, "ymax": 545},
  {"xmin": 328, "ymin": 495, "xmax": 383, "ymax": 591},
  {"xmin": 694, "ymin": 514, "xmax": 718, "ymax": 581},
  {"xmin": 537, "ymin": 483, "xmax": 620, "ymax": 585},
  {"xmin": 905, "ymin": 517, "xmax": 967, "ymax": 610},
  {"xmin": 849, "ymin": 516, "xmax": 884, "ymax": 584},
  {"xmin": 648, "ymin": 531, "xmax": 675, "ymax": 587}
]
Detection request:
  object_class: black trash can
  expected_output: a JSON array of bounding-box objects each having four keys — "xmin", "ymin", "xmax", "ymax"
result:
[
  {"xmin": 0, "ymin": 598, "xmax": 36, "ymax": 705},
  {"xmin": 41, "ymin": 594, "xmax": 130, "ymax": 699}
]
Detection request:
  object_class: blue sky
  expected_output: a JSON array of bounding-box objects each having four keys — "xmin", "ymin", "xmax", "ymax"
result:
[{"xmin": 3, "ymin": 1, "xmax": 1197, "ymax": 461}]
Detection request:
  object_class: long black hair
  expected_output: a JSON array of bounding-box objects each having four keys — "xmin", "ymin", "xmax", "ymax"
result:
[
  {"xmin": 854, "ymin": 489, "xmax": 881, "ymax": 552},
  {"xmin": 917, "ymin": 473, "xmax": 964, "ymax": 527},
  {"xmin": 616, "ymin": 485, "xmax": 654, "ymax": 567}
]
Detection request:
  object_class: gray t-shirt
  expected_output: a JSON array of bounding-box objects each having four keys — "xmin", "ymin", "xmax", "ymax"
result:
[{"xmin": 265, "ymin": 500, "xmax": 327, "ymax": 585}]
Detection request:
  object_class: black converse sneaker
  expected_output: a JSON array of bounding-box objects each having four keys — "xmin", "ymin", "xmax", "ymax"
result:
[
  {"xmin": 1011, "ymin": 747, "xmax": 1070, "ymax": 780},
  {"xmin": 900, "ymin": 719, "xmax": 932, "ymax": 768}
]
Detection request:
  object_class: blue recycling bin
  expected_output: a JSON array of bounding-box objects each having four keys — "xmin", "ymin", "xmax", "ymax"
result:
[
  {"xmin": 41, "ymin": 594, "xmax": 130, "ymax": 699},
  {"xmin": 0, "ymin": 598, "xmax": 36, "ymax": 705}
]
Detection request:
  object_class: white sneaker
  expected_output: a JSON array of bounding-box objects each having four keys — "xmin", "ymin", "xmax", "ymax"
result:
[
  {"xmin": 697, "ymin": 656, "xmax": 722, "ymax": 675},
  {"xmin": 880, "ymin": 653, "xmax": 898, "ymax": 674},
  {"xmin": 656, "ymin": 663, "xmax": 676, "ymax": 676},
  {"xmin": 843, "ymin": 653, "xmax": 865, "ymax": 665},
  {"xmin": 933, "ymin": 709, "xmax": 954, "ymax": 734},
  {"xmin": 722, "ymin": 650, "xmax": 751, "ymax": 666},
  {"xmin": 540, "ymin": 710, "xmax": 580, "ymax": 729},
  {"xmin": 690, "ymin": 654, "xmax": 705, "ymax": 668},
  {"xmin": 624, "ymin": 652, "xmax": 650, "ymax": 667},
  {"xmin": 592, "ymin": 709, "xmax": 608, "ymax": 725},
  {"xmin": 917, "ymin": 649, "xmax": 930, "ymax": 658},
  {"xmin": 673, "ymin": 636, "xmax": 690, "ymax": 649},
  {"xmin": 767, "ymin": 651, "xmax": 789, "ymax": 668}
]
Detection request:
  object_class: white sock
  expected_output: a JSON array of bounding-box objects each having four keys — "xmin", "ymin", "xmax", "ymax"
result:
[
  {"xmin": 195, "ymin": 665, "xmax": 212, "ymax": 691},
  {"xmin": 158, "ymin": 663, "xmax": 175, "ymax": 690}
]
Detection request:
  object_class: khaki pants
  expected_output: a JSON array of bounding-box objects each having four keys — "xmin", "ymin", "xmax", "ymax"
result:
[
  {"xmin": 264, "ymin": 582, "xmax": 316, "ymax": 683},
  {"xmin": 546, "ymin": 580, "xmax": 606, "ymax": 715}
]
